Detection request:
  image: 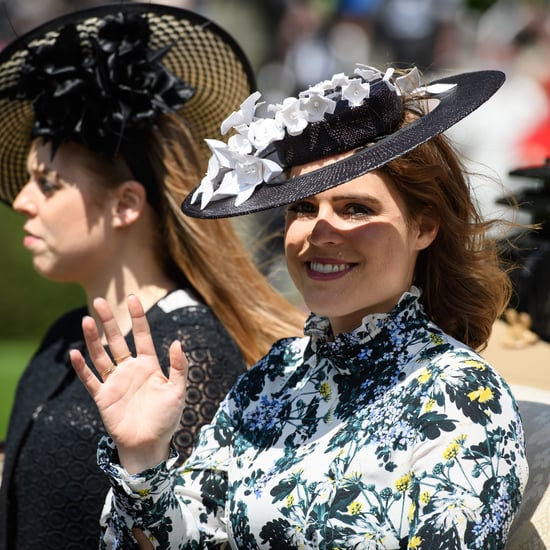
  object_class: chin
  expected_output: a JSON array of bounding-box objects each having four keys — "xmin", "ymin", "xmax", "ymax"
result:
[{"xmin": 33, "ymin": 265, "xmax": 68, "ymax": 283}]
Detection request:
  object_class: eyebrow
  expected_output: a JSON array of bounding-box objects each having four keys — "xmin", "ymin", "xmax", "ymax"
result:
[{"xmin": 320, "ymin": 193, "xmax": 383, "ymax": 207}]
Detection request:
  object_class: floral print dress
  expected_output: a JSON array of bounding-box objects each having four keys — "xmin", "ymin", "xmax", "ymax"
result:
[{"xmin": 98, "ymin": 289, "xmax": 528, "ymax": 549}]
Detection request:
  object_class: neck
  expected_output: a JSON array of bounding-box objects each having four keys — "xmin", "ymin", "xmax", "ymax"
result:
[{"xmin": 83, "ymin": 269, "xmax": 177, "ymax": 341}]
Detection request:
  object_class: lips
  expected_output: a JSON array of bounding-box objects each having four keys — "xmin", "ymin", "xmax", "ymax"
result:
[
  {"xmin": 23, "ymin": 233, "xmax": 41, "ymax": 249},
  {"xmin": 22, "ymin": 227, "xmax": 42, "ymax": 250}
]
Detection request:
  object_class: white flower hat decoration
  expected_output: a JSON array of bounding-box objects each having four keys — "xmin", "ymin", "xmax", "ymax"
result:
[{"xmin": 182, "ymin": 64, "xmax": 505, "ymax": 219}]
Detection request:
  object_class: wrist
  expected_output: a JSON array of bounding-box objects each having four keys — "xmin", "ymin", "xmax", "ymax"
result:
[{"xmin": 117, "ymin": 442, "xmax": 171, "ymax": 475}]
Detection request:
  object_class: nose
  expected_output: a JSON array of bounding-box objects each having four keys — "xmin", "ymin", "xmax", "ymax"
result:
[
  {"xmin": 13, "ymin": 182, "xmax": 37, "ymax": 215},
  {"xmin": 308, "ymin": 208, "xmax": 344, "ymax": 246}
]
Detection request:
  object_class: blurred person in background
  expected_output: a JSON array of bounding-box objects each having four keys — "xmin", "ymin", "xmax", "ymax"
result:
[{"xmin": 374, "ymin": 0, "xmax": 462, "ymax": 71}]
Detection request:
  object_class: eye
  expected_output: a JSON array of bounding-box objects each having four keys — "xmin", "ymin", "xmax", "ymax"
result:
[
  {"xmin": 287, "ymin": 200, "xmax": 317, "ymax": 217},
  {"xmin": 343, "ymin": 203, "xmax": 373, "ymax": 217},
  {"xmin": 33, "ymin": 174, "xmax": 59, "ymax": 195}
]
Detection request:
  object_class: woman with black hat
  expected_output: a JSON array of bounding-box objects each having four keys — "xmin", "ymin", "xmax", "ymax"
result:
[
  {"xmin": 0, "ymin": 4, "xmax": 306, "ymax": 549},
  {"xmin": 72, "ymin": 64, "xmax": 528, "ymax": 548}
]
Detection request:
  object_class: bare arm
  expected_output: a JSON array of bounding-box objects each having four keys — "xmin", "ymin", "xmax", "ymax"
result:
[{"xmin": 70, "ymin": 294, "xmax": 188, "ymax": 474}]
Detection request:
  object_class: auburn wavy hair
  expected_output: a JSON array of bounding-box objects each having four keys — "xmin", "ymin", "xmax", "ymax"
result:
[{"xmin": 378, "ymin": 108, "xmax": 512, "ymax": 350}]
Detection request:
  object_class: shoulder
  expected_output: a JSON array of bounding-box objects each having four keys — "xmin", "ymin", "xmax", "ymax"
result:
[
  {"xmin": 37, "ymin": 306, "xmax": 88, "ymax": 350},
  {"xmin": 147, "ymin": 289, "xmax": 246, "ymax": 368},
  {"xmin": 408, "ymin": 338, "xmax": 522, "ymax": 428},
  {"xmin": 148, "ymin": 289, "xmax": 225, "ymax": 335},
  {"xmin": 415, "ymin": 331, "xmax": 512, "ymax": 392},
  {"xmin": 228, "ymin": 336, "xmax": 308, "ymax": 398}
]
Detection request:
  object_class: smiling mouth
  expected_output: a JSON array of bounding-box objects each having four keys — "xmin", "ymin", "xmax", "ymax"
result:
[{"xmin": 309, "ymin": 262, "xmax": 354, "ymax": 274}]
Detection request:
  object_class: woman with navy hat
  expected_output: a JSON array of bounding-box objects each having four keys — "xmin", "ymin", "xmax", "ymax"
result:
[{"xmin": 73, "ymin": 64, "xmax": 527, "ymax": 548}]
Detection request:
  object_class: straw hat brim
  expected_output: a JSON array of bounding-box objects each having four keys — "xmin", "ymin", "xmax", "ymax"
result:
[
  {"xmin": 0, "ymin": 2, "xmax": 255, "ymax": 205},
  {"xmin": 181, "ymin": 70, "xmax": 505, "ymax": 219}
]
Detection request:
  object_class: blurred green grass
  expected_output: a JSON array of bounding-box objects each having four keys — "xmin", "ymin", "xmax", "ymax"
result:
[{"xmin": 0, "ymin": 340, "xmax": 35, "ymax": 441}]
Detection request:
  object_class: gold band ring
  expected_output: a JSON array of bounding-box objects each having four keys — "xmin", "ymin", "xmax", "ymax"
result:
[
  {"xmin": 101, "ymin": 364, "xmax": 117, "ymax": 379},
  {"xmin": 114, "ymin": 352, "xmax": 131, "ymax": 364}
]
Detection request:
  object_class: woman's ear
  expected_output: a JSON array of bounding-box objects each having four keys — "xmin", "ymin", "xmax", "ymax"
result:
[
  {"xmin": 112, "ymin": 181, "xmax": 147, "ymax": 227},
  {"xmin": 415, "ymin": 211, "xmax": 439, "ymax": 251}
]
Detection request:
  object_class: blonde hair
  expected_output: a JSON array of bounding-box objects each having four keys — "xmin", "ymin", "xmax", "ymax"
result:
[{"xmin": 142, "ymin": 113, "xmax": 305, "ymax": 365}]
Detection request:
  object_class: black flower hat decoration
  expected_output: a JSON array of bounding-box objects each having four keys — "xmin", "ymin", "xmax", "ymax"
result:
[
  {"xmin": 0, "ymin": 3, "xmax": 255, "ymax": 206},
  {"xmin": 15, "ymin": 12, "xmax": 194, "ymax": 160}
]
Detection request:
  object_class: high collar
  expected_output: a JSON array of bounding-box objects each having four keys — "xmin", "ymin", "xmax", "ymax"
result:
[{"xmin": 303, "ymin": 287, "xmax": 432, "ymax": 375}]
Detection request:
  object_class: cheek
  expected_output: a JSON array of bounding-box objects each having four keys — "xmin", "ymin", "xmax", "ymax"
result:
[
  {"xmin": 284, "ymin": 219, "xmax": 305, "ymax": 252},
  {"xmin": 284, "ymin": 224, "xmax": 306, "ymax": 279},
  {"xmin": 284, "ymin": 237, "xmax": 300, "ymax": 274},
  {"xmin": 359, "ymin": 224, "xmax": 414, "ymax": 264},
  {"xmin": 55, "ymin": 208, "xmax": 89, "ymax": 237}
]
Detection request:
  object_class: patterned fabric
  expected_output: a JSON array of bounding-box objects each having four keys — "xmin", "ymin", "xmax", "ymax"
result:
[
  {"xmin": 0, "ymin": 289, "xmax": 246, "ymax": 550},
  {"xmin": 99, "ymin": 289, "xmax": 528, "ymax": 549}
]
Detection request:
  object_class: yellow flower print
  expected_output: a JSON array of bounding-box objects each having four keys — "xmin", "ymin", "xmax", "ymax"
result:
[
  {"xmin": 408, "ymin": 502, "xmax": 416, "ymax": 522},
  {"xmin": 348, "ymin": 501, "xmax": 363, "ymax": 515},
  {"xmin": 395, "ymin": 472, "xmax": 412, "ymax": 492},
  {"xmin": 464, "ymin": 359, "xmax": 486, "ymax": 371},
  {"xmin": 344, "ymin": 471, "xmax": 362, "ymax": 482},
  {"xmin": 286, "ymin": 494, "xmax": 295, "ymax": 507},
  {"xmin": 424, "ymin": 398, "xmax": 435, "ymax": 412},
  {"xmin": 420, "ymin": 491, "xmax": 431, "ymax": 505},
  {"xmin": 138, "ymin": 488, "xmax": 151, "ymax": 498},
  {"xmin": 454, "ymin": 434, "xmax": 468, "ymax": 445},
  {"xmin": 409, "ymin": 535, "xmax": 422, "ymax": 548},
  {"xmin": 443, "ymin": 442, "xmax": 461, "ymax": 460},
  {"xmin": 468, "ymin": 387, "xmax": 493, "ymax": 403},
  {"xmin": 430, "ymin": 333, "xmax": 444, "ymax": 345},
  {"xmin": 443, "ymin": 434, "xmax": 468, "ymax": 460},
  {"xmin": 319, "ymin": 382, "xmax": 331, "ymax": 401},
  {"xmin": 417, "ymin": 369, "xmax": 431, "ymax": 384}
]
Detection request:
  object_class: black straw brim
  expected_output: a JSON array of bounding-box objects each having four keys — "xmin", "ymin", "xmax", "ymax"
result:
[{"xmin": 182, "ymin": 70, "xmax": 505, "ymax": 219}]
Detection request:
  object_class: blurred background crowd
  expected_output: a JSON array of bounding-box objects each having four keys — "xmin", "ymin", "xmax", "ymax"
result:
[{"xmin": 1, "ymin": 0, "xmax": 550, "ymax": 423}]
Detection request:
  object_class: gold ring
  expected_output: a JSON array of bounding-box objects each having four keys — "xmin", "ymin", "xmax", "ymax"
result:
[
  {"xmin": 101, "ymin": 364, "xmax": 117, "ymax": 378},
  {"xmin": 114, "ymin": 352, "xmax": 131, "ymax": 364}
]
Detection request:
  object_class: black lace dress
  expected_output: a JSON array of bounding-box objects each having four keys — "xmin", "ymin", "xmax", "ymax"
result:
[{"xmin": 0, "ymin": 289, "xmax": 247, "ymax": 550}]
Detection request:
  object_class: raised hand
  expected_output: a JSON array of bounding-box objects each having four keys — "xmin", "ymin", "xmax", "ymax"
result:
[{"xmin": 70, "ymin": 294, "xmax": 188, "ymax": 474}]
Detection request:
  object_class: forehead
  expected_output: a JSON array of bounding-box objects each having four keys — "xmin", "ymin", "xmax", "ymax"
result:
[
  {"xmin": 29, "ymin": 139, "xmax": 92, "ymax": 164},
  {"xmin": 315, "ymin": 173, "xmax": 393, "ymax": 201},
  {"xmin": 290, "ymin": 161, "xmax": 393, "ymax": 200},
  {"xmin": 290, "ymin": 150, "xmax": 356, "ymax": 177},
  {"xmin": 28, "ymin": 140, "xmax": 119, "ymax": 185}
]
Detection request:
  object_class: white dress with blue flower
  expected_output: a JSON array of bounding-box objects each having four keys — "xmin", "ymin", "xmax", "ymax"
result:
[{"xmin": 98, "ymin": 289, "xmax": 528, "ymax": 549}]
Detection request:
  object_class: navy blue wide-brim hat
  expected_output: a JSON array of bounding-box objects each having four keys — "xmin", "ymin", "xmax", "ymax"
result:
[
  {"xmin": 181, "ymin": 66, "xmax": 505, "ymax": 219},
  {"xmin": 0, "ymin": 2, "xmax": 255, "ymax": 206}
]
